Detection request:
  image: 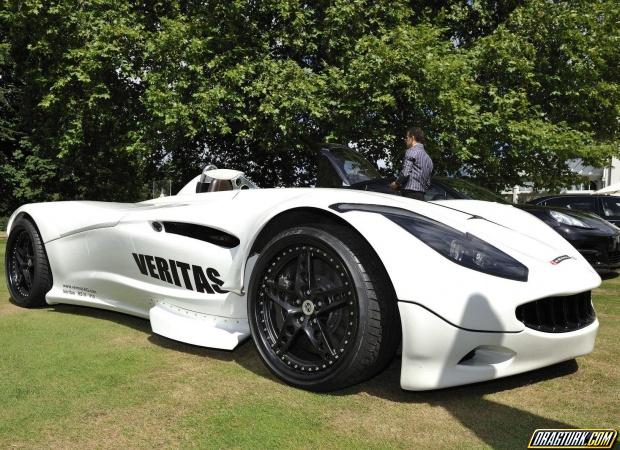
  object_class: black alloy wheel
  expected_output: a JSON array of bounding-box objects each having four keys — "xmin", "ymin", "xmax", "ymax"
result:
[
  {"xmin": 9, "ymin": 230, "xmax": 35, "ymax": 297},
  {"xmin": 256, "ymin": 242, "xmax": 358, "ymax": 373},
  {"xmin": 248, "ymin": 225, "xmax": 399, "ymax": 391},
  {"xmin": 5, "ymin": 217, "xmax": 52, "ymax": 307}
]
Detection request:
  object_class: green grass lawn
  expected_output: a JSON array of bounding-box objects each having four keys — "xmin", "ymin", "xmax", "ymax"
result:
[{"xmin": 0, "ymin": 236, "xmax": 618, "ymax": 449}]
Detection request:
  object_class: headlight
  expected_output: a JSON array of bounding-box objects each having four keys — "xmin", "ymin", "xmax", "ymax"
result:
[
  {"xmin": 549, "ymin": 210, "xmax": 589, "ymax": 228},
  {"xmin": 384, "ymin": 212, "xmax": 529, "ymax": 282},
  {"xmin": 330, "ymin": 203, "xmax": 529, "ymax": 282}
]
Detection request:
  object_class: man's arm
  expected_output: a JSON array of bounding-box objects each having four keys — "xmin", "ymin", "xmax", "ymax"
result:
[{"xmin": 395, "ymin": 149, "xmax": 416, "ymax": 186}]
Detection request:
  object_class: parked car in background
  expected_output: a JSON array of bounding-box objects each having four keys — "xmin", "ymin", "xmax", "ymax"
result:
[
  {"xmin": 317, "ymin": 147, "xmax": 620, "ymax": 272},
  {"xmin": 430, "ymin": 178, "xmax": 620, "ymax": 272},
  {"xmin": 528, "ymin": 194, "xmax": 620, "ymax": 227}
]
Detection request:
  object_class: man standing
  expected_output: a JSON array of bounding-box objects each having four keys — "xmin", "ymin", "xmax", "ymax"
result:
[{"xmin": 390, "ymin": 127, "xmax": 433, "ymax": 200}]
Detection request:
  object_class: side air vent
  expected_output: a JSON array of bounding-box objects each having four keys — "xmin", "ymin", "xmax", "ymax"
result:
[
  {"xmin": 516, "ymin": 291, "xmax": 595, "ymax": 333},
  {"xmin": 161, "ymin": 222, "xmax": 240, "ymax": 248}
]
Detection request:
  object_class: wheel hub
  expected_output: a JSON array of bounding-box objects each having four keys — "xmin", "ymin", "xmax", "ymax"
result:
[{"xmin": 302, "ymin": 299, "xmax": 315, "ymax": 315}]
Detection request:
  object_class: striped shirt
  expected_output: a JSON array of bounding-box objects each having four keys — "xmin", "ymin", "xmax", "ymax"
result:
[{"xmin": 400, "ymin": 143, "xmax": 433, "ymax": 192}]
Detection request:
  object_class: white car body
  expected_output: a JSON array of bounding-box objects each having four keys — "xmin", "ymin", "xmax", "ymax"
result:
[{"xmin": 6, "ymin": 181, "xmax": 601, "ymax": 390}]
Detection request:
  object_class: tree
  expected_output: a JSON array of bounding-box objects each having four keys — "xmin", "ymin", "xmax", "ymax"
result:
[
  {"xmin": 460, "ymin": 0, "xmax": 620, "ymax": 189},
  {"xmin": 1, "ymin": 0, "xmax": 151, "ymax": 210},
  {"xmin": 1, "ymin": 0, "xmax": 618, "ymax": 214}
]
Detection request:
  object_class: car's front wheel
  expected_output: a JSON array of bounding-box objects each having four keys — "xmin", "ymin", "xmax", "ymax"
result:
[
  {"xmin": 248, "ymin": 225, "xmax": 399, "ymax": 391},
  {"xmin": 5, "ymin": 217, "xmax": 52, "ymax": 308}
]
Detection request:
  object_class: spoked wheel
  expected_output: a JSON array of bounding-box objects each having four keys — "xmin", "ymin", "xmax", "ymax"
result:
[
  {"xmin": 5, "ymin": 217, "xmax": 52, "ymax": 307},
  {"xmin": 8, "ymin": 230, "xmax": 36, "ymax": 297},
  {"xmin": 257, "ymin": 243, "xmax": 358, "ymax": 372},
  {"xmin": 249, "ymin": 225, "xmax": 400, "ymax": 391}
]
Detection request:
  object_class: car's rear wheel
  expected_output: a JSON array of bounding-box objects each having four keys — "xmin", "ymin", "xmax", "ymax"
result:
[
  {"xmin": 5, "ymin": 217, "xmax": 52, "ymax": 307},
  {"xmin": 248, "ymin": 225, "xmax": 400, "ymax": 391}
]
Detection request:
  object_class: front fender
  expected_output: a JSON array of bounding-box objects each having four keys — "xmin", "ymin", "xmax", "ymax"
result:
[{"xmin": 336, "ymin": 209, "xmax": 600, "ymax": 332}]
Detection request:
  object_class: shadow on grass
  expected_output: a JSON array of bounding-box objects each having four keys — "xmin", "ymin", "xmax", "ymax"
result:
[
  {"xmin": 47, "ymin": 304, "xmax": 272, "ymax": 377},
  {"xmin": 346, "ymin": 358, "xmax": 578, "ymax": 449},
  {"xmin": 47, "ymin": 303, "xmax": 579, "ymax": 449}
]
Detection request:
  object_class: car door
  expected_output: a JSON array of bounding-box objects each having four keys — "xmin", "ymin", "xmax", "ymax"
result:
[
  {"xmin": 317, "ymin": 147, "xmax": 394, "ymax": 193},
  {"xmin": 64, "ymin": 192, "xmax": 243, "ymax": 318}
]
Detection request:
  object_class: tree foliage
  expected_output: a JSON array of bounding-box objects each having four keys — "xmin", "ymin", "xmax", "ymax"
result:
[{"xmin": 1, "ymin": 0, "xmax": 618, "ymax": 213}]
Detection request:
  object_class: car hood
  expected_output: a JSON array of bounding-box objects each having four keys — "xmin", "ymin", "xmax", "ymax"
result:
[
  {"xmin": 431, "ymin": 199, "xmax": 585, "ymax": 263},
  {"xmin": 518, "ymin": 204, "xmax": 620, "ymax": 234}
]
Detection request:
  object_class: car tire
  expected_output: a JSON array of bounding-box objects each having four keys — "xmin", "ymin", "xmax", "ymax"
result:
[
  {"xmin": 5, "ymin": 217, "xmax": 52, "ymax": 308},
  {"xmin": 248, "ymin": 224, "xmax": 400, "ymax": 391}
]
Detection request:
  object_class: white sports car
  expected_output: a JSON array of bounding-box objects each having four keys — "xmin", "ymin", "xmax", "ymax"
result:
[{"xmin": 4, "ymin": 162, "xmax": 600, "ymax": 391}]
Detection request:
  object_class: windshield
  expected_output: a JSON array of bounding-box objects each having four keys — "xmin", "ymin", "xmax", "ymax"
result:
[
  {"xmin": 325, "ymin": 148, "xmax": 382, "ymax": 185},
  {"xmin": 600, "ymin": 197, "xmax": 620, "ymax": 218},
  {"xmin": 438, "ymin": 177, "xmax": 508, "ymax": 203}
]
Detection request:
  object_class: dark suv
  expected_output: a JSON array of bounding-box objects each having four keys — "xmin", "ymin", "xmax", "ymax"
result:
[{"xmin": 528, "ymin": 194, "xmax": 620, "ymax": 227}]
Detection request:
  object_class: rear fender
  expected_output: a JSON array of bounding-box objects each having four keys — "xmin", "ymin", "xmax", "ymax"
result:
[{"xmin": 7, "ymin": 202, "xmax": 137, "ymax": 243}]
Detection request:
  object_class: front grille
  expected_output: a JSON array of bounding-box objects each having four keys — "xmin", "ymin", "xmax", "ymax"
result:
[
  {"xmin": 516, "ymin": 291, "xmax": 595, "ymax": 333},
  {"xmin": 581, "ymin": 252, "xmax": 597, "ymax": 264},
  {"xmin": 608, "ymin": 250, "xmax": 620, "ymax": 264}
]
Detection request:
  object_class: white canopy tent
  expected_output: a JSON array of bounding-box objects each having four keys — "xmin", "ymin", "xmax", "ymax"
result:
[{"xmin": 596, "ymin": 182, "xmax": 620, "ymax": 194}]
